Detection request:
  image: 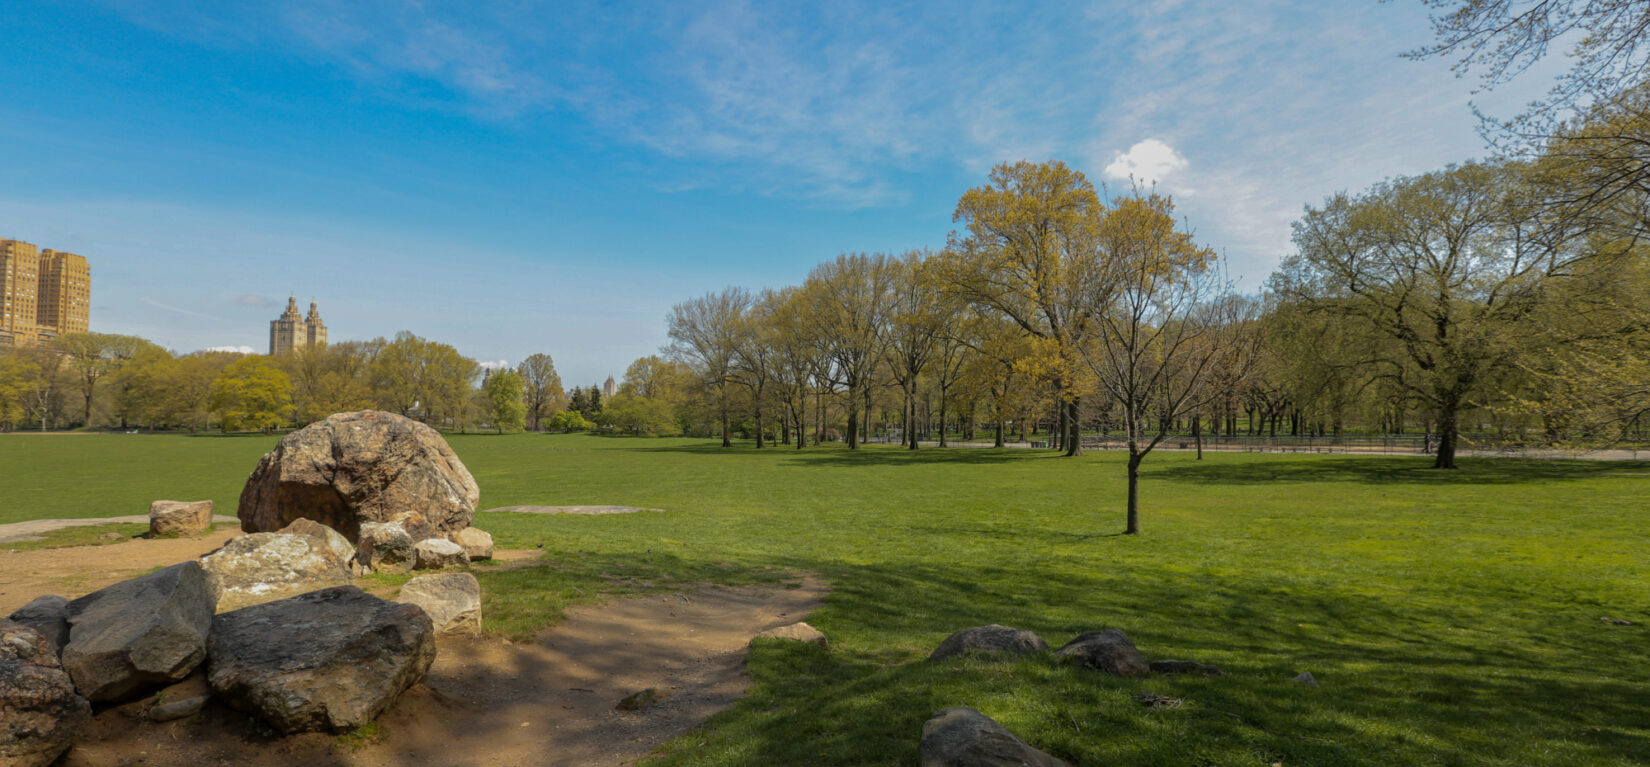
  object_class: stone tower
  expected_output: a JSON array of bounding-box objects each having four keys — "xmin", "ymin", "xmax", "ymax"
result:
[
  {"xmin": 603, "ymin": 376, "xmax": 617, "ymax": 399},
  {"xmin": 269, "ymin": 296, "xmax": 327, "ymax": 355}
]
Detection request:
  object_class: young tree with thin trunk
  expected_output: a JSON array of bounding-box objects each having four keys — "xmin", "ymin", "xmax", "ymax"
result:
[
  {"xmin": 1077, "ymin": 192, "xmax": 1259, "ymax": 535},
  {"xmin": 516, "ymin": 353, "xmax": 564, "ymax": 431}
]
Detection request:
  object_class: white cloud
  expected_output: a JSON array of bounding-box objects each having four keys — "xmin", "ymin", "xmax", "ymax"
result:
[
  {"xmin": 1104, "ymin": 139, "xmax": 1188, "ymax": 186},
  {"xmin": 478, "ymin": 359, "xmax": 510, "ymax": 370},
  {"xmin": 203, "ymin": 345, "xmax": 254, "ymax": 354}
]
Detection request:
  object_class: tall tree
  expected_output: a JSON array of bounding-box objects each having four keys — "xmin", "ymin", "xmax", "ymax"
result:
[
  {"xmin": 210, "ymin": 356, "xmax": 294, "ymax": 433},
  {"xmin": 804, "ymin": 254, "xmax": 894, "ymax": 450},
  {"xmin": 484, "ymin": 369, "xmax": 527, "ymax": 433},
  {"xmin": 1277, "ymin": 162, "xmax": 1601, "ymax": 467},
  {"xmin": 667, "ymin": 288, "xmax": 751, "ymax": 447},
  {"xmin": 516, "ymin": 353, "xmax": 565, "ymax": 431},
  {"xmin": 942, "ymin": 160, "xmax": 1105, "ymax": 456}
]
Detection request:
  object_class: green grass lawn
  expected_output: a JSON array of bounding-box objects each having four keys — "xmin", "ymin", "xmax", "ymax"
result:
[{"xmin": 3, "ymin": 432, "xmax": 1647, "ymax": 765}]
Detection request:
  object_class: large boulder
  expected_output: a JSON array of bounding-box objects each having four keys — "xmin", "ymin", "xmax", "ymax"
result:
[
  {"xmin": 0, "ymin": 621, "xmax": 91, "ymax": 767},
  {"xmin": 61, "ymin": 562, "xmax": 213, "ymax": 702},
  {"xmin": 6, "ymin": 597, "xmax": 69, "ymax": 656},
  {"xmin": 237, "ymin": 410, "xmax": 480, "ymax": 543},
  {"xmin": 929, "ymin": 625, "xmax": 1049, "ymax": 662},
  {"xmin": 207, "ymin": 586, "xmax": 435, "ymax": 733},
  {"xmin": 1054, "ymin": 629, "xmax": 1149, "ymax": 678},
  {"xmin": 199, "ymin": 532, "xmax": 353, "ymax": 613},
  {"xmin": 919, "ymin": 707, "xmax": 1068, "ymax": 767},
  {"xmin": 413, "ymin": 538, "xmax": 468, "ymax": 570},
  {"xmin": 148, "ymin": 499, "xmax": 214, "ymax": 537},
  {"xmin": 356, "ymin": 522, "xmax": 415, "ymax": 574},
  {"xmin": 448, "ymin": 527, "xmax": 494, "ymax": 561},
  {"xmin": 397, "ymin": 573, "xmax": 481, "ymax": 634}
]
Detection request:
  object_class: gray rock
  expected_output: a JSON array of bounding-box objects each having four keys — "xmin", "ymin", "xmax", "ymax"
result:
[
  {"xmin": 200, "ymin": 532, "xmax": 354, "ymax": 613},
  {"xmin": 929, "ymin": 625, "xmax": 1049, "ymax": 662},
  {"xmin": 449, "ymin": 527, "xmax": 494, "ymax": 561},
  {"xmin": 397, "ymin": 573, "xmax": 482, "ymax": 634},
  {"xmin": 1055, "ymin": 629, "xmax": 1149, "ymax": 678},
  {"xmin": 237, "ymin": 410, "xmax": 480, "ymax": 543},
  {"xmin": 919, "ymin": 707, "xmax": 1068, "ymax": 767},
  {"xmin": 1150, "ymin": 659, "xmax": 1223, "ymax": 677},
  {"xmin": 62, "ymin": 562, "xmax": 213, "ymax": 702},
  {"xmin": 752, "ymin": 621, "xmax": 827, "ymax": 648},
  {"xmin": 149, "ymin": 694, "xmax": 209, "ymax": 722},
  {"xmin": 7, "ymin": 596, "xmax": 70, "ymax": 655},
  {"xmin": 0, "ymin": 623, "xmax": 91, "ymax": 767},
  {"xmin": 356, "ymin": 522, "xmax": 415, "ymax": 575},
  {"xmin": 207, "ymin": 586, "xmax": 435, "ymax": 733},
  {"xmin": 148, "ymin": 499, "xmax": 214, "ymax": 537},
  {"xmin": 1293, "ymin": 671, "xmax": 1319, "ymax": 687},
  {"xmin": 413, "ymin": 538, "xmax": 468, "ymax": 570},
  {"xmin": 276, "ymin": 518, "xmax": 356, "ymax": 566}
]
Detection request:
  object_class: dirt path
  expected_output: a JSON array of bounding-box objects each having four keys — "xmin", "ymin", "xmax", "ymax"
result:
[
  {"xmin": 0, "ymin": 515, "xmax": 240, "ymax": 544},
  {"xmin": 0, "ymin": 529, "xmax": 244, "ymax": 613}
]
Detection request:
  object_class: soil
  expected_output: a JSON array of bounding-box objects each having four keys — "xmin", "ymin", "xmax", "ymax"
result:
[
  {"xmin": 0, "ymin": 515, "xmax": 239, "ymax": 544},
  {"xmin": 3, "ymin": 530, "xmax": 826, "ymax": 767}
]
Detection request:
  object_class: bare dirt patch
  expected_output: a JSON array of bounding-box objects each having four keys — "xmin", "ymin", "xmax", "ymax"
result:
[
  {"xmin": 62, "ymin": 579, "xmax": 825, "ymax": 767},
  {"xmin": 4, "ymin": 531, "xmax": 825, "ymax": 767},
  {"xmin": 0, "ymin": 515, "xmax": 239, "ymax": 544}
]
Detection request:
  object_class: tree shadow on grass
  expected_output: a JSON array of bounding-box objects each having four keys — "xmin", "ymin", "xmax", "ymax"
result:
[
  {"xmin": 1148, "ymin": 455, "xmax": 1650, "ymax": 486},
  {"xmin": 652, "ymin": 556, "xmax": 1650, "ymax": 766},
  {"xmin": 620, "ymin": 441, "xmax": 1050, "ymax": 467}
]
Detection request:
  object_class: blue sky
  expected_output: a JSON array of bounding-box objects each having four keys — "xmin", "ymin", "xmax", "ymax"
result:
[{"xmin": 0, "ymin": 1, "xmax": 1555, "ymax": 385}]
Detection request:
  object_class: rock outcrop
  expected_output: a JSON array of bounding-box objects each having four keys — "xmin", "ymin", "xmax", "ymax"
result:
[
  {"xmin": 207, "ymin": 586, "xmax": 435, "ymax": 733},
  {"xmin": 148, "ymin": 499, "xmax": 214, "ymax": 537},
  {"xmin": 0, "ymin": 620, "xmax": 91, "ymax": 767},
  {"xmin": 397, "ymin": 573, "xmax": 482, "ymax": 635},
  {"xmin": 237, "ymin": 410, "xmax": 480, "ymax": 543},
  {"xmin": 919, "ymin": 707, "xmax": 1067, "ymax": 767},
  {"xmin": 199, "ymin": 532, "xmax": 353, "ymax": 613},
  {"xmin": 61, "ymin": 562, "xmax": 213, "ymax": 702},
  {"xmin": 1054, "ymin": 629, "xmax": 1149, "ymax": 678},
  {"xmin": 929, "ymin": 625, "xmax": 1049, "ymax": 662}
]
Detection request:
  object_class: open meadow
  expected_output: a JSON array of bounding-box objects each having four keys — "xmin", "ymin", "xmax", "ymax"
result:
[{"xmin": 3, "ymin": 432, "xmax": 1648, "ymax": 765}]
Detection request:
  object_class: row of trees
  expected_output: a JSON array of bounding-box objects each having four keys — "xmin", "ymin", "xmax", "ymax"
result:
[{"xmin": 0, "ymin": 332, "xmax": 571, "ymax": 436}]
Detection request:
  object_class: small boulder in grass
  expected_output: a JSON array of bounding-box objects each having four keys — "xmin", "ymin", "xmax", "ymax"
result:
[
  {"xmin": 751, "ymin": 622, "xmax": 827, "ymax": 648},
  {"xmin": 413, "ymin": 538, "xmax": 468, "ymax": 570},
  {"xmin": 1150, "ymin": 659, "xmax": 1223, "ymax": 677},
  {"xmin": 449, "ymin": 527, "xmax": 494, "ymax": 561},
  {"xmin": 919, "ymin": 707, "xmax": 1068, "ymax": 767},
  {"xmin": 1293, "ymin": 671, "xmax": 1319, "ymax": 688},
  {"xmin": 929, "ymin": 625, "xmax": 1049, "ymax": 662},
  {"xmin": 149, "ymin": 500, "xmax": 214, "ymax": 537},
  {"xmin": 1054, "ymin": 629, "xmax": 1149, "ymax": 678}
]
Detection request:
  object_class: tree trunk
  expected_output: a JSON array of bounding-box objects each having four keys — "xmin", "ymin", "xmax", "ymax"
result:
[
  {"xmin": 721, "ymin": 404, "xmax": 731, "ymax": 448},
  {"xmin": 938, "ymin": 391, "xmax": 949, "ymax": 448},
  {"xmin": 1434, "ymin": 407, "xmax": 1460, "ymax": 469},
  {"xmin": 1193, "ymin": 415, "xmax": 1203, "ymax": 460},
  {"xmin": 754, "ymin": 396, "xmax": 765, "ymax": 449},
  {"xmin": 994, "ymin": 418, "xmax": 1004, "ymax": 448},
  {"xmin": 1126, "ymin": 452, "xmax": 1142, "ymax": 534},
  {"xmin": 846, "ymin": 386, "xmax": 860, "ymax": 450},
  {"xmin": 1064, "ymin": 399, "xmax": 1083, "ymax": 457}
]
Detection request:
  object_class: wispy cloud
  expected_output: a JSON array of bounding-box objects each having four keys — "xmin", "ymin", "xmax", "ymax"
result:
[
  {"xmin": 141, "ymin": 297, "xmax": 224, "ymax": 322},
  {"xmin": 202, "ymin": 344, "xmax": 254, "ymax": 354}
]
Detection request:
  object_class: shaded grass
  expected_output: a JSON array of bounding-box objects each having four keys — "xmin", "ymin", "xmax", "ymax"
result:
[{"xmin": 5, "ymin": 432, "xmax": 1649, "ymax": 765}]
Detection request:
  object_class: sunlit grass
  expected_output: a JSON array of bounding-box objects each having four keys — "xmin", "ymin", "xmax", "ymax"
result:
[{"xmin": 3, "ymin": 431, "xmax": 1646, "ymax": 765}]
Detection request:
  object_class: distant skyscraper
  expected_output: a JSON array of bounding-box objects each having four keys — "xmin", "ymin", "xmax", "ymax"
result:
[
  {"xmin": 269, "ymin": 296, "xmax": 327, "ymax": 355},
  {"xmin": 603, "ymin": 375, "xmax": 617, "ymax": 398},
  {"xmin": 0, "ymin": 239, "xmax": 91, "ymax": 347}
]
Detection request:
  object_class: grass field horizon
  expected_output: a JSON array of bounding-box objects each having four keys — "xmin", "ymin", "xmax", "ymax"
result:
[{"xmin": 4, "ymin": 433, "xmax": 1648, "ymax": 764}]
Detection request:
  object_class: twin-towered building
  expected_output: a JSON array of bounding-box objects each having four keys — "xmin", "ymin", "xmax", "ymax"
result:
[
  {"xmin": 0, "ymin": 239, "xmax": 91, "ymax": 347},
  {"xmin": 269, "ymin": 296, "xmax": 327, "ymax": 356}
]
